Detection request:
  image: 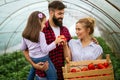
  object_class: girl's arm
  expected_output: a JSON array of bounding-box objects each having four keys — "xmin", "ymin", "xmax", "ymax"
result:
[
  {"xmin": 21, "ymin": 38, "xmax": 48, "ymax": 71},
  {"xmin": 63, "ymin": 42, "xmax": 72, "ymax": 61},
  {"xmin": 40, "ymin": 32, "xmax": 62, "ymax": 53}
]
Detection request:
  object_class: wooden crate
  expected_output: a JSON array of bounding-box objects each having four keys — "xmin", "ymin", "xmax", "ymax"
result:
[{"xmin": 62, "ymin": 54, "xmax": 114, "ymax": 80}]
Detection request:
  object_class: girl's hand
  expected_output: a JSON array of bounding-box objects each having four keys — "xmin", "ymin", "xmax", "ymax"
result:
[
  {"xmin": 54, "ymin": 37, "xmax": 64, "ymax": 44},
  {"xmin": 55, "ymin": 35, "xmax": 67, "ymax": 45}
]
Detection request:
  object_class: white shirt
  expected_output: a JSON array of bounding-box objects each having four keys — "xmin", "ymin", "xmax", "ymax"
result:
[
  {"xmin": 69, "ymin": 39, "xmax": 103, "ymax": 61},
  {"xmin": 51, "ymin": 26, "xmax": 60, "ymax": 37},
  {"xmin": 21, "ymin": 32, "xmax": 56, "ymax": 58}
]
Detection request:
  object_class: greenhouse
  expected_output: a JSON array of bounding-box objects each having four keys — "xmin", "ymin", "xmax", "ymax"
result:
[{"xmin": 0, "ymin": 0, "xmax": 120, "ymax": 80}]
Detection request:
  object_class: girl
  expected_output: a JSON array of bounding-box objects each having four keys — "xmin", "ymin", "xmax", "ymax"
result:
[
  {"xmin": 21, "ymin": 11, "xmax": 63, "ymax": 80},
  {"xmin": 63, "ymin": 17, "xmax": 103, "ymax": 61}
]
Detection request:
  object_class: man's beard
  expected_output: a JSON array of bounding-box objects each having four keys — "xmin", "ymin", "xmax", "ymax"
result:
[{"xmin": 52, "ymin": 14, "xmax": 63, "ymax": 27}]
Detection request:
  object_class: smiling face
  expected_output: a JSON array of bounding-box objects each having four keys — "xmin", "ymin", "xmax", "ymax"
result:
[
  {"xmin": 52, "ymin": 9, "xmax": 64, "ymax": 27},
  {"xmin": 48, "ymin": 0, "xmax": 66, "ymax": 27},
  {"xmin": 76, "ymin": 23, "xmax": 90, "ymax": 39}
]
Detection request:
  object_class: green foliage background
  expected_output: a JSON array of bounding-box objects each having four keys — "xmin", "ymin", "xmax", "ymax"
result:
[{"xmin": 0, "ymin": 37, "xmax": 120, "ymax": 80}]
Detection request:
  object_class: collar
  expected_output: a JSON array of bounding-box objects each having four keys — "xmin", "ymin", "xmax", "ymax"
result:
[
  {"xmin": 45, "ymin": 20, "xmax": 52, "ymax": 29},
  {"xmin": 89, "ymin": 42, "xmax": 95, "ymax": 47},
  {"xmin": 77, "ymin": 39, "xmax": 95, "ymax": 47}
]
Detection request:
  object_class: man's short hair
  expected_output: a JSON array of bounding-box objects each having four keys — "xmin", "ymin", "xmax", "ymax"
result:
[{"xmin": 48, "ymin": 0, "xmax": 66, "ymax": 12}]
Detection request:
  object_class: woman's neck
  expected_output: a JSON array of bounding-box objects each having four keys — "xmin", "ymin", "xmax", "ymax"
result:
[{"xmin": 80, "ymin": 35, "xmax": 92, "ymax": 48}]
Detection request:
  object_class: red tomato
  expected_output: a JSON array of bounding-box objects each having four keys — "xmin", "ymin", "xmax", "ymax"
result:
[
  {"xmin": 58, "ymin": 36, "xmax": 61, "ymax": 38},
  {"xmin": 103, "ymin": 62, "xmax": 109, "ymax": 68},
  {"xmin": 71, "ymin": 68, "xmax": 77, "ymax": 72},
  {"xmin": 88, "ymin": 63, "xmax": 95, "ymax": 70},
  {"xmin": 81, "ymin": 67, "xmax": 88, "ymax": 71},
  {"xmin": 62, "ymin": 38, "xmax": 67, "ymax": 41},
  {"xmin": 58, "ymin": 35, "xmax": 67, "ymax": 41},
  {"xmin": 97, "ymin": 63, "xmax": 105, "ymax": 69}
]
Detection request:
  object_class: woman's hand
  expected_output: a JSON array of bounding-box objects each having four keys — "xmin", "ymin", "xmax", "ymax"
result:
[
  {"xmin": 62, "ymin": 40, "xmax": 68, "ymax": 46},
  {"xmin": 33, "ymin": 61, "xmax": 49, "ymax": 71},
  {"xmin": 92, "ymin": 37, "xmax": 99, "ymax": 44}
]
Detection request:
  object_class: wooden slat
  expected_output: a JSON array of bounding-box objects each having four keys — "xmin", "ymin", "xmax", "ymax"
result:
[
  {"xmin": 65, "ymin": 65, "xmax": 68, "ymax": 73},
  {"xmin": 66, "ymin": 63, "xmax": 70, "ymax": 72},
  {"xmin": 66, "ymin": 75, "xmax": 114, "ymax": 80},
  {"xmin": 70, "ymin": 59, "xmax": 111, "ymax": 66},
  {"xmin": 63, "ymin": 54, "xmax": 114, "ymax": 80},
  {"xmin": 63, "ymin": 68, "xmax": 113, "ymax": 78}
]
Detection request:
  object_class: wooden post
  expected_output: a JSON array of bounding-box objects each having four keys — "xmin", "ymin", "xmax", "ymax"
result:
[
  {"xmin": 106, "ymin": 54, "xmax": 110, "ymax": 62},
  {"xmin": 66, "ymin": 57, "xmax": 70, "ymax": 72},
  {"xmin": 66, "ymin": 57, "xmax": 70, "ymax": 63},
  {"xmin": 62, "ymin": 67, "xmax": 65, "ymax": 73},
  {"xmin": 64, "ymin": 65, "xmax": 67, "ymax": 73}
]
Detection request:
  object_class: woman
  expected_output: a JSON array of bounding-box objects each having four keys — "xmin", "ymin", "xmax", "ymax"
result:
[{"xmin": 63, "ymin": 17, "xmax": 103, "ymax": 61}]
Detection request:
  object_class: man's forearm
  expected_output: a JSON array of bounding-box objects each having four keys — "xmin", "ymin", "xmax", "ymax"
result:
[{"xmin": 23, "ymin": 50, "xmax": 35, "ymax": 66}]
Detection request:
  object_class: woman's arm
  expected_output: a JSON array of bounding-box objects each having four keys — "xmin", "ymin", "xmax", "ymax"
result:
[
  {"xmin": 23, "ymin": 50, "xmax": 48, "ymax": 71},
  {"xmin": 96, "ymin": 54, "xmax": 102, "ymax": 59},
  {"xmin": 63, "ymin": 42, "xmax": 72, "ymax": 61}
]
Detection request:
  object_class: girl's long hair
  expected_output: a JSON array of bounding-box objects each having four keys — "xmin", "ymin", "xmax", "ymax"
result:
[{"xmin": 22, "ymin": 11, "xmax": 46, "ymax": 42}]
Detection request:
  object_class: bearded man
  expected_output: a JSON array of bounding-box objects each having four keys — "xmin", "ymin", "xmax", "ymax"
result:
[{"xmin": 36, "ymin": 1, "xmax": 71, "ymax": 80}]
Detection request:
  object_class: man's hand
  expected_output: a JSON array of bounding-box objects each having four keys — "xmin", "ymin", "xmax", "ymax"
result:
[
  {"xmin": 33, "ymin": 61, "xmax": 49, "ymax": 71},
  {"xmin": 92, "ymin": 37, "xmax": 99, "ymax": 44},
  {"xmin": 41, "ymin": 61, "xmax": 49, "ymax": 71}
]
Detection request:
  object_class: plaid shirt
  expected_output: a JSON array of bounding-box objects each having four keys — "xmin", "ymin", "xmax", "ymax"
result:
[{"xmin": 36, "ymin": 21, "xmax": 71, "ymax": 80}]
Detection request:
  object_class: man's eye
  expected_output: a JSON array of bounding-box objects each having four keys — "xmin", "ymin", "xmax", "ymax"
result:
[{"xmin": 58, "ymin": 13, "xmax": 63, "ymax": 15}]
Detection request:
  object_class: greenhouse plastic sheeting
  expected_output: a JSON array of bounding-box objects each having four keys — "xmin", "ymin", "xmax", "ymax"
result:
[{"xmin": 0, "ymin": 0, "xmax": 120, "ymax": 56}]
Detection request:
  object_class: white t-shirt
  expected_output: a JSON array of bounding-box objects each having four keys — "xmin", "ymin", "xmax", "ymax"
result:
[{"xmin": 51, "ymin": 26, "xmax": 60, "ymax": 37}]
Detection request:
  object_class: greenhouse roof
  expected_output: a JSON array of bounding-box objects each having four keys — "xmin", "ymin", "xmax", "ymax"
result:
[{"xmin": 0, "ymin": 0, "xmax": 120, "ymax": 55}]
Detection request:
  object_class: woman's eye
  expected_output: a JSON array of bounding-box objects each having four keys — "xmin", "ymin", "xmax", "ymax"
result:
[{"xmin": 76, "ymin": 28, "xmax": 80, "ymax": 31}]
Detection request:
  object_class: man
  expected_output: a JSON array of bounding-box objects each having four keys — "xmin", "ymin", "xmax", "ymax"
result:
[{"xmin": 36, "ymin": 1, "xmax": 71, "ymax": 80}]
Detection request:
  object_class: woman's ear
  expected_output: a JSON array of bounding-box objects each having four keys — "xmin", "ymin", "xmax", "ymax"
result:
[{"xmin": 87, "ymin": 28, "xmax": 90, "ymax": 34}]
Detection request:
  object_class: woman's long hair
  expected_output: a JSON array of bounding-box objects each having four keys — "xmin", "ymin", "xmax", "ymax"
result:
[{"xmin": 22, "ymin": 11, "xmax": 46, "ymax": 42}]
